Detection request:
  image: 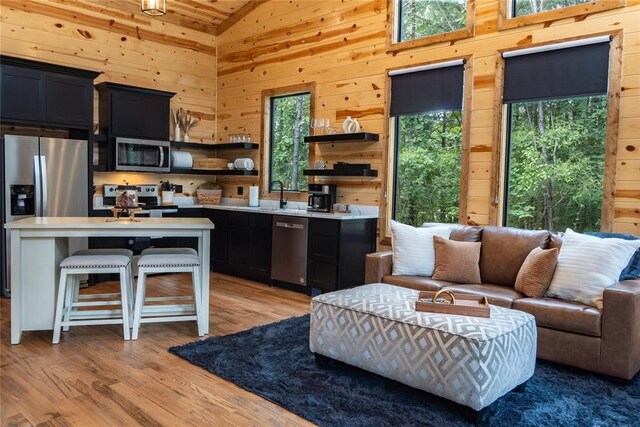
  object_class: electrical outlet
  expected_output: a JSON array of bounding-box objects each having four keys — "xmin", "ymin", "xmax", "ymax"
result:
[
  {"xmin": 237, "ymin": 186, "xmax": 243, "ymax": 195},
  {"xmin": 174, "ymin": 184, "xmax": 183, "ymax": 193}
]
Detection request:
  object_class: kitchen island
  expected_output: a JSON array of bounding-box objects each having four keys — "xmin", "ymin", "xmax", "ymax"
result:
[{"xmin": 4, "ymin": 217, "xmax": 214, "ymax": 344}]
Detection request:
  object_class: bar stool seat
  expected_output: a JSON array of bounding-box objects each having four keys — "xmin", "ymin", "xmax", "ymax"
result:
[
  {"xmin": 74, "ymin": 248, "xmax": 134, "ymax": 257},
  {"xmin": 52, "ymin": 254, "xmax": 132, "ymax": 343},
  {"xmin": 132, "ymin": 249, "xmax": 203, "ymax": 339},
  {"xmin": 140, "ymin": 247, "xmax": 197, "ymax": 256}
]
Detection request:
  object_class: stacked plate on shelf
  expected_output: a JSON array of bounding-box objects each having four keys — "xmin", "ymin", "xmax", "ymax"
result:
[{"xmin": 171, "ymin": 151, "xmax": 193, "ymax": 168}]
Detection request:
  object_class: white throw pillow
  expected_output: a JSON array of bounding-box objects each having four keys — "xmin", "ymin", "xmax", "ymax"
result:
[
  {"xmin": 545, "ymin": 229, "xmax": 640, "ymax": 309},
  {"xmin": 390, "ymin": 220, "xmax": 451, "ymax": 276}
]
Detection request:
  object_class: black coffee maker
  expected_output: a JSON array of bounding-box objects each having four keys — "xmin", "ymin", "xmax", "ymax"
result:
[{"xmin": 308, "ymin": 184, "xmax": 337, "ymax": 213}]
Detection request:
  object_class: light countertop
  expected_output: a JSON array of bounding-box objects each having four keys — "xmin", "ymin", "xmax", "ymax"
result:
[
  {"xmin": 93, "ymin": 196, "xmax": 378, "ymax": 221},
  {"xmin": 4, "ymin": 217, "xmax": 214, "ymax": 229}
]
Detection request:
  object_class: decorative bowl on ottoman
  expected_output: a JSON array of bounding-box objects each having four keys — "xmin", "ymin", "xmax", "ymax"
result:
[{"xmin": 309, "ymin": 283, "xmax": 537, "ymax": 412}]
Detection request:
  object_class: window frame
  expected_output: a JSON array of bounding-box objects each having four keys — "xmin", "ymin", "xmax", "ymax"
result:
[
  {"xmin": 489, "ymin": 33, "xmax": 623, "ymax": 232},
  {"xmin": 381, "ymin": 57, "xmax": 473, "ymax": 244},
  {"xmin": 386, "ymin": 0, "xmax": 476, "ymax": 54},
  {"xmin": 261, "ymin": 83, "xmax": 316, "ymax": 201},
  {"xmin": 499, "ymin": 0, "xmax": 625, "ymax": 31}
]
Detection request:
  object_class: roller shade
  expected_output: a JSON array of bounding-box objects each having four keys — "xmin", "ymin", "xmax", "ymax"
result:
[
  {"xmin": 503, "ymin": 41, "xmax": 610, "ymax": 103},
  {"xmin": 390, "ymin": 63, "xmax": 464, "ymax": 116}
]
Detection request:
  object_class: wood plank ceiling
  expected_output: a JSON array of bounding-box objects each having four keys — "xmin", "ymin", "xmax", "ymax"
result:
[{"xmin": 40, "ymin": 0, "xmax": 260, "ymax": 35}]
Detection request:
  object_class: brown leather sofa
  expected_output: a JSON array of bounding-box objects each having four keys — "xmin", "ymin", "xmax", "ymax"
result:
[{"xmin": 365, "ymin": 225, "xmax": 640, "ymax": 380}]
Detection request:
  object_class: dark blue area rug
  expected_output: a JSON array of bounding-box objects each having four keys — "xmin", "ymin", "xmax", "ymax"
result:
[{"xmin": 169, "ymin": 315, "xmax": 640, "ymax": 427}]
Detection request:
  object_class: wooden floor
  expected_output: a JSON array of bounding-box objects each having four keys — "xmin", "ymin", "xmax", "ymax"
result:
[{"xmin": 0, "ymin": 273, "xmax": 315, "ymax": 426}]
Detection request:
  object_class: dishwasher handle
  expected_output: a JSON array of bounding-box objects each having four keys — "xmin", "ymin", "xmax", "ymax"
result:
[{"xmin": 275, "ymin": 221, "xmax": 304, "ymax": 230}]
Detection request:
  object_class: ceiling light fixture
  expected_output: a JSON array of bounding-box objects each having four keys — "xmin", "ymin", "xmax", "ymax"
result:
[{"xmin": 141, "ymin": 0, "xmax": 166, "ymax": 16}]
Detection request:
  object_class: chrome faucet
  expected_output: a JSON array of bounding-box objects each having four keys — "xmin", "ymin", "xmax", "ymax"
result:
[{"xmin": 272, "ymin": 180, "xmax": 288, "ymax": 209}]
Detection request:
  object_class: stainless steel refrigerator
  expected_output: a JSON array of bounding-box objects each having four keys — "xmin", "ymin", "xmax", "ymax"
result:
[{"xmin": 2, "ymin": 135, "xmax": 88, "ymax": 296}]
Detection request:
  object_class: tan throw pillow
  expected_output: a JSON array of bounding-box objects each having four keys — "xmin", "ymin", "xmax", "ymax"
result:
[
  {"xmin": 515, "ymin": 247, "xmax": 559, "ymax": 298},
  {"xmin": 432, "ymin": 236, "xmax": 482, "ymax": 284}
]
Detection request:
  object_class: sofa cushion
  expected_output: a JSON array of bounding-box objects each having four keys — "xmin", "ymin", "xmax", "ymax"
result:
[
  {"xmin": 446, "ymin": 284, "xmax": 524, "ymax": 308},
  {"xmin": 546, "ymin": 229, "xmax": 640, "ymax": 309},
  {"xmin": 479, "ymin": 226, "xmax": 550, "ymax": 287},
  {"xmin": 514, "ymin": 247, "xmax": 559, "ymax": 298},
  {"xmin": 432, "ymin": 236, "xmax": 482, "ymax": 284},
  {"xmin": 586, "ymin": 232, "xmax": 640, "ymax": 281},
  {"xmin": 513, "ymin": 298, "xmax": 601, "ymax": 337},
  {"xmin": 390, "ymin": 221, "xmax": 451, "ymax": 276},
  {"xmin": 450, "ymin": 226, "xmax": 483, "ymax": 242},
  {"xmin": 382, "ymin": 275, "xmax": 453, "ymax": 292}
]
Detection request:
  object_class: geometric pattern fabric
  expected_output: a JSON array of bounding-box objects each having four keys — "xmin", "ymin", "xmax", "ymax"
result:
[{"xmin": 310, "ymin": 283, "xmax": 537, "ymax": 410}]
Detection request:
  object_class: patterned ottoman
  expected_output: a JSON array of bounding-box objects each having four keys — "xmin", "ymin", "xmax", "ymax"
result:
[{"xmin": 309, "ymin": 283, "xmax": 537, "ymax": 411}]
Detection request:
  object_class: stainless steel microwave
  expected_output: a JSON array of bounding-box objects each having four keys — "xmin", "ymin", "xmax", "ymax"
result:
[{"xmin": 115, "ymin": 137, "xmax": 170, "ymax": 172}]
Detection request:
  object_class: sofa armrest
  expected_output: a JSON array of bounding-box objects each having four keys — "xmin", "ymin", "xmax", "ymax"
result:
[
  {"xmin": 365, "ymin": 251, "xmax": 393, "ymax": 284},
  {"xmin": 601, "ymin": 279, "xmax": 640, "ymax": 379}
]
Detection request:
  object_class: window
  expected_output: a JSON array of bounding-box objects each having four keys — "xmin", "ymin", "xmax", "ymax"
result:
[
  {"xmin": 268, "ymin": 92, "xmax": 310, "ymax": 192},
  {"xmin": 394, "ymin": 111, "xmax": 463, "ymax": 226},
  {"xmin": 511, "ymin": 0, "xmax": 591, "ymax": 17},
  {"xmin": 388, "ymin": 61, "xmax": 468, "ymax": 227},
  {"xmin": 499, "ymin": 0, "xmax": 624, "ymax": 31},
  {"xmin": 398, "ymin": 0, "xmax": 467, "ymax": 42},
  {"xmin": 501, "ymin": 38, "xmax": 611, "ymax": 232},
  {"xmin": 388, "ymin": 0, "xmax": 474, "ymax": 52}
]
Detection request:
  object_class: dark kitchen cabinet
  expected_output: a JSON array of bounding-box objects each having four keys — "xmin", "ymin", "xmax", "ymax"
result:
[
  {"xmin": 307, "ymin": 218, "xmax": 377, "ymax": 292},
  {"xmin": 0, "ymin": 65, "xmax": 45, "ymax": 123},
  {"xmin": 207, "ymin": 210, "xmax": 272, "ymax": 283},
  {"xmin": 178, "ymin": 208, "xmax": 204, "ymax": 251},
  {"xmin": 226, "ymin": 211, "xmax": 272, "ymax": 283},
  {"xmin": 205, "ymin": 209, "xmax": 230, "ymax": 274},
  {"xmin": 96, "ymin": 82, "xmax": 175, "ymax": 140},
  {"xmin": 0, "ymin": 56, "xmax": 98, "ymax": 129}
]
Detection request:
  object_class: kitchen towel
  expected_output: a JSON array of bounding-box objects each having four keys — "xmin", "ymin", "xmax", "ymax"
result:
[{"xmin": 249, "ymin": 186, "xmax": 259, "ymax": 207}]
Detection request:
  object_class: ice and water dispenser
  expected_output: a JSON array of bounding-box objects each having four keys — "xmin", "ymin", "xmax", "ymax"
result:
[{"xmin": 10, "ymin": 185, "xmax": 35, "ymax": 216}]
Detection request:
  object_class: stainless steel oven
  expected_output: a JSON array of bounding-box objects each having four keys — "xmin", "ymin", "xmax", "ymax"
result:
[{"xmin": 115, "ymin": 137, "xmax": 170, "ymax": 172}]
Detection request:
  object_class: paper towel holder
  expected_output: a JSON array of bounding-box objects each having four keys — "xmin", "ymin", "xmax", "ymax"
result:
[{"xmin": 249, "ymin": 185, "xmax": 260, "ymax": 207}]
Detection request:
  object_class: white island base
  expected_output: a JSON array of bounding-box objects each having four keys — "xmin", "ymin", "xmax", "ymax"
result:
[{"xmin": 5, "ymin": 217, "xmax": 214, "ymax": 344}]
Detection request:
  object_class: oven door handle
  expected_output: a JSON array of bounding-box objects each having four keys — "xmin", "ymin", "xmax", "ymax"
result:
[{"xmin": 158, "ymin": 146, "xmax": 164, "ymax": 168}]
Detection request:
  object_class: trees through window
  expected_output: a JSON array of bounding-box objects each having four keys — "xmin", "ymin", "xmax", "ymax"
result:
[
  {"xmin": 269, "ymin": 93, "xmax": 310, "ymax": 192},
  {"xmin": 512, "ymin": 0, "xmax": 592, "ymax": 17},
  {"xmin": 394, "ymin": 111, "xmax": 462, "ymax": 226},
  {"xmin": 397, "ymin": 0, "xmax": 467, "ymax": 42},
  {"xmin": 504, "ymin": 96, "xmax": 608, "ymax": 232}
]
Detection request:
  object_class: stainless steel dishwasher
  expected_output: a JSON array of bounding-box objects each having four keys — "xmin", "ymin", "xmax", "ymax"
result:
[{"xmin": 271, "ymin": 216, "xmax": 309, "ymax": 286}]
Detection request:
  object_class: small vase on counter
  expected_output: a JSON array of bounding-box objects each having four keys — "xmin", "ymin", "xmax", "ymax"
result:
[
  {"xmin": 183, "ymin": 133, "xmax": 189, "ymax": 142},
  {"xmin": 174, "ymin": 125, "xmax": 181, "ymax": 142},
  {"xmin": 162, "ymin": 190, "xmax": 174, "ymax": 203}
]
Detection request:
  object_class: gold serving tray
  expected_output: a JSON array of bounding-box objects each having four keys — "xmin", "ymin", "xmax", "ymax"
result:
[{"xmin": 415, "ymin": 290, "xmax": 490, "ymax": 318}]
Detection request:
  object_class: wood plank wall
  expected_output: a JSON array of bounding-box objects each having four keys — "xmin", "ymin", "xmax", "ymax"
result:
[
  {"xmin": 0, "ymin": 0, "xmax": 218, "ymax": 195},
  {"xmin": 217, "ymin": 0, "xmax": 640, "ymax": 237}
]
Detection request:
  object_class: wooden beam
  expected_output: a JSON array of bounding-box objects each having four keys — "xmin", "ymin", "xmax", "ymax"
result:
[
  {"xmin": 215, "ymin": 0, "xmax": 268, "ymax": 36},
  {"xmin": 601, "ymin": 31, "xmax": 624, "ymax": 232}
]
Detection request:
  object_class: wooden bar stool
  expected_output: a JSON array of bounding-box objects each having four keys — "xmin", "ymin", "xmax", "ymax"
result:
[
  {"xmin": 132, "ymin": 249, "xmax": 202, "ymax": 339},
  {"xmin": 65, "ymin": 248, "xmax": 135, "ymax": 329},
  {"xmin": 52, "ymin": 253, "xmax": 132, "ymax": 344}
]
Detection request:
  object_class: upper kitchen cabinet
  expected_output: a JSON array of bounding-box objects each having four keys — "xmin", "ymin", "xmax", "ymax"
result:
[
  {"xmin": 0, "ymin": 56, "xmax": 99, "ymax": 129},
  {"xmin": 96, "ymin": 82, "xmax": 175, "ymax": 140}
]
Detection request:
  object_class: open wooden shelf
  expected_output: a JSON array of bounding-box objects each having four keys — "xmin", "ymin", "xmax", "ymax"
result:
[
  {"xmin": 304, "ymin": 132, "xmax": 379, "ymax": 144},
  {"xmin": 171, "ymin": 141, "xmax": 259, "ymax": 150},
  {"xmin": 303, "ymin": 169, "xmax": 378, "ymax": 177},
  {"xmin": 170, "ymin": 168, "xmax": 258, "ymax": 176}
]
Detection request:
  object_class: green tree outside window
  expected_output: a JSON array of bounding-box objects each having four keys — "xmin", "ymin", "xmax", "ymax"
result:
[
  {"xmin": 394, "ymin": 111, "xmax": 462, "ymax": 226},
  {"xmin": 512, "ymin": 0, "xmax": 592, "ymax": 17},
  {"xmin": 398, "ymin": 0, "xmax": 467, "ymax": 42},
  {"xmin": 505, "ymin": 96, "xmax": 608, "ymax": 232},
  {"xmin": 270, "ymin": 93, "xmax": 310, "ymax": 191}
]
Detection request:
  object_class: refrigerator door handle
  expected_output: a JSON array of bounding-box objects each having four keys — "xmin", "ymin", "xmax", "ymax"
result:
[
  {"xmin": 33, "ymin": 155, "xmax": 42, "ymax": 216},
  {"xmin": 40, "ymin": 156, "xmax": 48, "ymax": 216}
]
